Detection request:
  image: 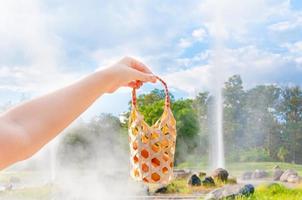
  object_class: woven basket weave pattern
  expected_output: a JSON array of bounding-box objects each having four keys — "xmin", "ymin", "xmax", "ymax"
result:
[{"xmin": 128, "ymin": 77, "xmax": 177, "ymax": 184}]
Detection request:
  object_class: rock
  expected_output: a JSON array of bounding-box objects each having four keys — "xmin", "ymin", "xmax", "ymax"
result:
[
  {"xmin": 239, "ymin": 184, "xmax": 255, "ymax": 197},
  {"xmin": 241, "ymin": 171, "xmax": 253, "ymax": 180},
  {"xmin": 211, "ymin": 168, "xmax": 229, "ymax": 182},
  {"xmin": 154, "ymin": 186, "xmax": 168, "ymax": 193},
  {"xmin": 273, "ymin": 168, "xmax": 284, "ymax": 181},
  {"xmin": 280, "ymin": 169, "xmax": 298, "ymax": 182},
  {"xmin": 205, "ymin": 184, "xmax": 254, "ymax": 200},
  {"xmin": 202, "ymin": 176, "xmax": 215, "ymax": 187},
  {"xmin": 188, "ymin": 174, "xmax": 201, "ymax": 186},
  {"xmin": 174, "ymin": 169, "xmax": 192, "ymax": 179},
  {"xmin": 251, "ymin": 169, "xmax": 268, "ymax": 179},
  {"xmin": 287, "ymin": 174, "xmax": 301, "ymax": 183}
]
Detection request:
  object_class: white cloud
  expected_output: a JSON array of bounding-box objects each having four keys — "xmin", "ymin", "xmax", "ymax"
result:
[
  {"xmin": 192, "ymin": 28, "xmax": 207, "ymax": 41},
  {"xmin": 0, "ymin": 0, "xmax": 301, "ymax": 106},
  {"xmin": 0, "ymin": 66, "xmax": 79, "ymax": 94},
  {"xmin": 0, "ymin": 0, "xmax": 80, "ymax": 94},
  {"xmin": 178, "ymin": 38, "xmax": 192, "ymax": 48},
  {"xmin": 269, "ymin": 18, "xmax": 302, "ymax": 31},
  {"xmin": 282, "ymin": 41, "xmax": 302, "ymax": 68},
  {"xmin": 199, "ymin": 0, "xmax": 270, "ymax": 40},
  {"xmin": 283, "ymin": 41, "xmax": 302, "ymax": 53},
  {"xmin": 177, "ymin": 28, "xmax": 207, "ymax": 49},
  {"xmin": 0, "ymin": 1, "xmax": 59, "ymax": 68},
  {"xmin": 164, "ymin": 65, "xmax": 211, "ymax": 95},
  {"xmin": 165, "ymin": 45, "xmax": 302, "ymax": 94},
  {"xmin": 163, "ymin": 0, "xmax": 302, "ymax": 95}
]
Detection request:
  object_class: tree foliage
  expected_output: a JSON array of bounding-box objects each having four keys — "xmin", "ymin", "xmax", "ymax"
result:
[
  {"xmin": 131, "ymin": 89, "xmax": 202, "ymax": 164},
  {"xmin": 58, "ymin": 75, "xmax": 302, "ymax": 165}
]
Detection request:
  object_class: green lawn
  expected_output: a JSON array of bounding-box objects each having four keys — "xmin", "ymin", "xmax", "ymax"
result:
[{"xmin": 236, "ymin": 183, "xmax": 302, "ymax": 200}]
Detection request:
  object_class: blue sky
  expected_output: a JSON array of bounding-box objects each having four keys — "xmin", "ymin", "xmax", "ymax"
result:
[{"xmin": 0, "ymin": 0, "xmax": 301, "ymax": 119}]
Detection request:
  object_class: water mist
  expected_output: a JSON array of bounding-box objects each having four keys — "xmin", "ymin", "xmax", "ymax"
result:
[{"xmin": 208, "ymin": 2, "xmax": 226, "ymax": 170}]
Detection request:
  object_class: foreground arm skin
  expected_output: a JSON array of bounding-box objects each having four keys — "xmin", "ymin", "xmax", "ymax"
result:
[{"xmin": 0, "ymin": 57, "xmax": 156, "ymax": 170}]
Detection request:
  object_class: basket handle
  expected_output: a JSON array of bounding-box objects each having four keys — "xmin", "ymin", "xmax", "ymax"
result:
[{"xmin": 132, "ymin": 76, "xmax": 170, "ymax": 108}]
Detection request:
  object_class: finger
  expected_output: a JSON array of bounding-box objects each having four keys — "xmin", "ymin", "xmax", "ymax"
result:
[
  {"xmin": 123, "ymin": 57, "xmax": 153, "ymax": 74},
  {"xmin": 137, "ymin": 80, "xmax": 143, "ymax": 88},
  {"xmin": 133, "ymin": 70, "xmax": 157, "ymax": 83},
  {"xmin": 128, "ymin": 80, "xmax": 143, "ymax": 88},
  {"xmin": 128, "ymin": 81, "xmax": 137, "ymax": 88}
]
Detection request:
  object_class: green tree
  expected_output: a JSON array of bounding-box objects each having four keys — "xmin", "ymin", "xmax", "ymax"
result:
[
  {"xmin": 223, "ymin": 75, "xmax": 246, "ymax": 158},
  {"xmin": 57, "ymin": 114, "xmax": 126, "ymax": 167},
  {"xmin": 244, "ymin": 85, "xmax": 282, "ymax": 160},
  {"xmin": 280, "ymin": 86, "xmax": 302, "ymax": 163},
  {"xmin": 193, "ymin": 92, "xmax": 210, "ymax": 160},
  {"xmin": 126, "ymin": 89, "xmax": 200, "ymax": 164},
  {"xmin": 172, "ymin": 99, "xmax": 200, "ymax": 163}
]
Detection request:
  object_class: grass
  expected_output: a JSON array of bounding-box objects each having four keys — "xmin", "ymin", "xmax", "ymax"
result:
[
  {"xmin": 235, "ymin": 183, "xmax": 302, "ymax": 200},
  {"xmin": 165, "ymin": 178, "xmax": 217, "ymax": 194},
  {"xmin": 159, "ymin": 177, "xmax": 302, "ymax": 199}
]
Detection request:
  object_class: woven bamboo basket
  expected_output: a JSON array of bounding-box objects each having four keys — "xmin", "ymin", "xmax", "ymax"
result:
[{"xmin": 128, "ymin": 77, "xmax": 177, "ymax": 184}]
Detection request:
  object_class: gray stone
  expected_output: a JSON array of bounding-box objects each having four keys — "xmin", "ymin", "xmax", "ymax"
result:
[
  {"xmin": 287, "ymin": 174, "xmax": 301, "ymax": 183},
  {"xmin": 241, "ymin": 171, "xmax": 253, "ymax": 180},
  {"xmin": 251, "ymin": 169, "xmax": 268, "ymax": 179},
  {"xmin": 205, "ymin": 184, "xmax": 254, "ymax": 200},
  {"xmin": 188, "ymin": 174, "xmax": 201, "ymax": 186},
  {"xmin": 212, "ymin": 168, "xmax": 229, "ymax": 182},
  {"xmin": 273, "ymin": 168, "xmax": 284, "ymax": 181},
  {"xmin": 174, "ymin": 169, "xmax": 192, "ymax": 179},
  {"xmin": 280, "ymin": 169, "xmax": 298, "ymax": 182}
]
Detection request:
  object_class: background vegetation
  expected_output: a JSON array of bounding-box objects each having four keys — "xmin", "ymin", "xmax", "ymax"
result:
[{"xmin": 57, "ymin": 74, "xmax": 302, "ymax": 166}]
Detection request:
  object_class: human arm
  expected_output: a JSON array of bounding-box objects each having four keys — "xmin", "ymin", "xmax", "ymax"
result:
[{"xmin": 0, "ymin": 57, "xmax": 156, "ymax": 170}]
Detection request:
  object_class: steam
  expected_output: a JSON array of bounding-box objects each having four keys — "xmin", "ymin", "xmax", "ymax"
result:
[
  {"xmin": 207, "ymin": 2, "xmax": 227, "ymax": 170},
  {"xmin": 1, "ymin": 115, "xmax": 146, "ymax": 200},
  {"xmin": 52, "ymin": 116, "xmax": 145, "ymax": 199}
]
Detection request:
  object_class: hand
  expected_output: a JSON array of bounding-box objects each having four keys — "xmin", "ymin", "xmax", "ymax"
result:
[{"xmin": 103, "ymin": 57, "xmax": 157, "ymax": 93}]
